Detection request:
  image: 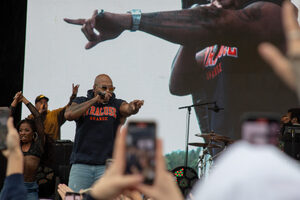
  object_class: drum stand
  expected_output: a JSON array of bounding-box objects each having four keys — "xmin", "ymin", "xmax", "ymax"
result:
[
  {"xmin": 210, "ymin": 144, "xmax": 227, "ymax": 161},
  {"xmin": 196, "ymin": 148, "xmax": 207, "ymax": 177},
  {"xmin": 179, "ymin": 101, "xmax": 216, "ymax": 168}
]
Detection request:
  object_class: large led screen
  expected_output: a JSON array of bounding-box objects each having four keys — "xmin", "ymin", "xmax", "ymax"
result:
[{"xmin": 23, "ymin": 0, "xmax": 201, "ymax": 155}]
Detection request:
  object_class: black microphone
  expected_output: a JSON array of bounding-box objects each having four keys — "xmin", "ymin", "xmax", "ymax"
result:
[
  {"xmin": 208, "ymin": 104, "xmax": 224, "ymax": 113},
  {"xmin": 98, "ymin": 91, "xmax": 106, "ymax": 99}
]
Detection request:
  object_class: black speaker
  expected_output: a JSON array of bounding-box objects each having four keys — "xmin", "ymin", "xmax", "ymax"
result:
[
  {"xmin": 37, "ymin": 165, "xmax": 55, "ymax": 198},
  {"xmin": 282, "ymin": 126, "xmax": 300, "ymax": 160},
  {"xmin": 58, "ymin": 165, "xmax": 71, "ymax": 184},
  {"xmin": 51, "ymin": 140, "xmax": 73, "ymax": 187},
  {"xmin": 38, "ymin": 140, "xmax": 73, "ymax": 198},
  {"xmin": 51, "ymin": 140, "xmax": 73, "ymax": 168}
]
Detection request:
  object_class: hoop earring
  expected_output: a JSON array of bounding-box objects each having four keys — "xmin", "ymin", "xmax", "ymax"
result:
[{"xmin": 33, "ymin": 132, "xmax": 38, "ymax": 141}]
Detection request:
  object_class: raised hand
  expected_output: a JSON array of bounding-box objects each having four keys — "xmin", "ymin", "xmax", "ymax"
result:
[
  {"xmin": 72, "ymin": 83, "xmax": 80, "ymax": 96},
  {"xmin": 1, "ymin": 117, "xmax": 21, "ymax": 158},
  {"xmin": 11, "ymin": 91, "xmax": 24, "ymax": 108},
  {"xmin": 57, "ymin": 184, "xmax": 75, "ymax": 200},
  {"xmin": 129, "ymin": 100, "xmax": 144, "ymax": 115},
  {"xmin": 1, "ymin": 117, "xmax": 24, "ymax": 176},
  {"xmin": 64, "ymin": 10, "xmax": 130, "ymax": 49},
  {"xmin": 135, "ymin": 140, "xmax": 184, "ymax": 200},
  {"xmin": 259, "ymin": 1, "xmax": 300, "ymax": 92},
  {"xmin": 13, "ymin": 91, "xmax": 23, "ymax": 102}
]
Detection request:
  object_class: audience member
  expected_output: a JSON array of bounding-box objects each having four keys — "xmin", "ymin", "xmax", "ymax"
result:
[
  {"xmin": 0, "ymin": 117, "xmax": 27, "ymax": 200},
  {"xmin": 65, "ymin": 74, "xmax": 143, "ymax": 192},
  {"xmin": 259, "ymin": 1, "xmax": 300, "ymax": 101},
  {"xmin": 57, "ymin": 183, "xmax": 143, "ymax": 200},
  {"xmin": 56, "ymin": 120, "xmax": 300, "ymax": 200},
  {"xmin": 57, "ymin": 183, "xmax": 79, "ymax": 200},
  {"xmin": 57, "ymin": 156, "xmax": 143, "ymax": 200}
]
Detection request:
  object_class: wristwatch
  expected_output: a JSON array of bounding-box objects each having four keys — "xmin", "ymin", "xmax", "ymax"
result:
[{"xmin": 127, "ymin": 9, "xmax": 142, "ymax": 31}]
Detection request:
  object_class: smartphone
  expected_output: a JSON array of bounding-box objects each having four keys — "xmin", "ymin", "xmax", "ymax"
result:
[
  {"xmin": 65, "ymin": 192, "xmax": 81, "ymax": 200},
  {"xmin": 126, "ymin": 121, "xmax": 156, "ymax": 185},
  {"xmin": 0, "ymin": 107, "xmax": 10, "ymax": 150},
  {"xmin": 241, "ymin": 112, "xmax": 280, "ymax": 145}
]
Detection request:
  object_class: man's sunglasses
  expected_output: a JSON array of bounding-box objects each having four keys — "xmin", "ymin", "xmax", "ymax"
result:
[{"xmin": 99, "ymin": 85, "xmax": 115, "ymax": 92}]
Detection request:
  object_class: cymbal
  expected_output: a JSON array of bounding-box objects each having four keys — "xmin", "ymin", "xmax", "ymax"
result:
[
  {"xmin": 188, "ymin": 142, "xmax": 222, "ymax": 148},
  {"xmin": 195, "ymin": 133, "xmax": 233, "ymax": 143},
  {"xmin": 222, "ymin": 139, "xmax": 235, "ymax": 145},
  {"xmin": 214, "ymin": 137, "xmax": 235, "ymax": 144}
]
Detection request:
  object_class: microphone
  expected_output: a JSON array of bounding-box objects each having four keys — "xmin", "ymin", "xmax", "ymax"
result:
[
  {"xmin": 208, "ymin": 103, "xmax": 224, "ymax": 113},
  {"xmin": 98, "ymin": 91, "xmax": 106, "ymax": 99}
]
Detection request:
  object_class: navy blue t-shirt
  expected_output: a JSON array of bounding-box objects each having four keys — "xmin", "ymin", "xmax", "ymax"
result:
[
  {"xmin": 70, "ymin": 90, "xmax": 125, "ymax": 165},
  {"xmin": 192, "ymin": 45, "xmax": 237, "ymax": 137}
]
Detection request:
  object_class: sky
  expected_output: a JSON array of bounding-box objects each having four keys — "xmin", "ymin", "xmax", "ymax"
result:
[{"xmin": 23, "ymin": 0, "xmax": 202, "ymax": 154}]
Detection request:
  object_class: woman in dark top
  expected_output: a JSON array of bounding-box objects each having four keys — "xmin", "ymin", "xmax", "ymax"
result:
[{"xmin": 11, "ymin": 91, "xmax": 45, "ymax": 200}]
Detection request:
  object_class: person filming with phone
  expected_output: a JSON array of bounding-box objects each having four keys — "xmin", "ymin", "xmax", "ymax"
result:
[
  {"xmin": 64, "ymin": 74, "xmax": 144, "ymax": 192},
  {"xmin": 0, "ymin": 117, "xmax": 27, "ymax": 200}
]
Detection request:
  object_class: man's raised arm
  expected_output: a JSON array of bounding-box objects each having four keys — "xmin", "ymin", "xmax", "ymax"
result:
[
  {"xmin": 64, "ymin": 95, "xmax": 100, "ymax": 121},
  {"xmin": 64, "ymin": 2, "xmax": 283, "ymax": 49},
  {"xmin": 119, "ymin": 100, "xmax": 144, "ymax": 118}
]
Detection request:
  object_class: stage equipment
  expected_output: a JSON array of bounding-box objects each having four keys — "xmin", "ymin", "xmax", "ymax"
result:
[
  {"xmin": 208, "ymin": 103, "xmax": 224, "ymax": 113},
  {"xmin": 192, "ymin": 132, "xmax": 234, "ymax": 177},
  {"xmin": 38, "ymin": 140, "xmax": 73, "ymax": 198},
  {"xmin": 172, "ymin": 166, "xmax": 198, "ymax": 197},
  {"xmin": 98, "ymin": 91, "xmax": 106, "ymax": 99},
  {"xmin": 178, "ymin": 101, "xmax": 220, "ymax": 168},
  {"xmin": 188, "ymin": 142, "xmax": 222, "ymax": 148},
  {"xmin": 281, "ymin": 125, "xmax": 300, "ymax": 160},
  {"xmin": 195, "ymin": 132, "xmax": 234, "ymax": 145},
  {"xmin": 174, "ymin": 101, "xmax": 225, "ymax": 195}
]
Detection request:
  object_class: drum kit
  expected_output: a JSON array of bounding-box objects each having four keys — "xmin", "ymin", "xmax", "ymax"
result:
[
  {"xmin": 188, "ymin": 132, "xmax": 235, "ymax": 178},
  {"xmin": 174, "ymin": 101, "xmax": 233, "ymax": 197}
]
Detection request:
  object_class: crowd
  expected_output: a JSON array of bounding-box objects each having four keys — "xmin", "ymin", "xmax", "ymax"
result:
[{"xmin": 1, "ymin": 0, "xmax": 300, "ymax": 200}]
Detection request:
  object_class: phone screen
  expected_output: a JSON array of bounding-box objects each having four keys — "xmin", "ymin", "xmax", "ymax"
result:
[
  {"xmin": 0, "ymin": 107, "xmax": 10, "ymax": 150},
  {"xmin": 241, "ymin": 114, "xmax": 280, "ymax": 145},
  {"xmin": 126, "ymin": 121, "xmax": 156, "ymax": 185},
  {"xmin": 65, "ymin": 192, "xmax": 81, "ymax": 200}
]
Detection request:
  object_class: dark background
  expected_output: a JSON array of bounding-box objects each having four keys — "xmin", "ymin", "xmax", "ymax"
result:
[{"xmin": 0, "ymin": 0, "xmax": 27, "ymax": 190}]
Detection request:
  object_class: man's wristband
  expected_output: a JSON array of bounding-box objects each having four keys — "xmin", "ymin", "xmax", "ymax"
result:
[{"xmin": 127, "ymin": 9, "xmax": 141, "ymax": 31}]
